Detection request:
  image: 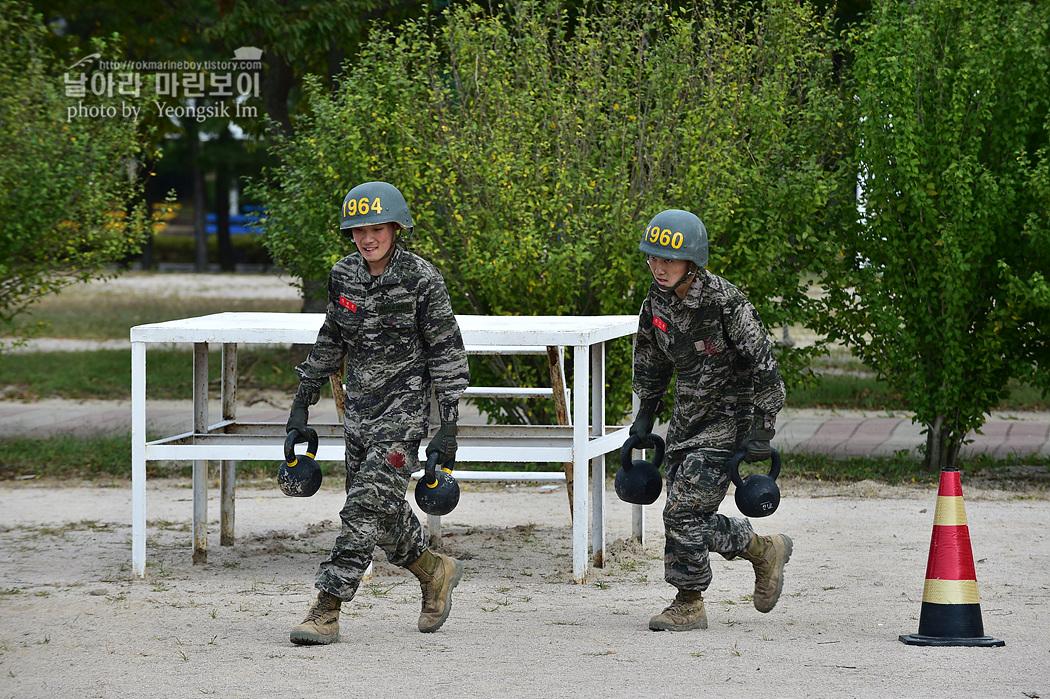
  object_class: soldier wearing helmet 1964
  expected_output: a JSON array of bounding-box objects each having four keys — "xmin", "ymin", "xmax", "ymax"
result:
[
  {"xmin": 284, "ymin": 181, "xmax": 470, "ymax": 645},
  {"xmin": 631, "ymin": 209, "xmax": 792, "ymax": 632}
]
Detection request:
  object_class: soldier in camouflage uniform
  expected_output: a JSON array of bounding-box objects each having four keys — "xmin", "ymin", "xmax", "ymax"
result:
[
  {"xmin": 630, "ymin": 209, "xmax": 793, "ymax": 632},
  {"xmin": 285, "ymin": 181, "xmax": 470, "ymax": 645}
]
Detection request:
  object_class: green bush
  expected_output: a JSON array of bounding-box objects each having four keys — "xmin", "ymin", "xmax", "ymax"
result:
[{"xmin": 251, "ymin": 0, "xmax": 849, "ymax": 424}]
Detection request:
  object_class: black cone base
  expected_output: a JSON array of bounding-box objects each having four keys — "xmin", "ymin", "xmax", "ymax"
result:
[
  {"xmin": 899, "ymin": 601, "xmax": 1003, "ymax": 647},
  {"xmin": 899, "ymin": 633, "xmax": 1004, "ymax": 647}
]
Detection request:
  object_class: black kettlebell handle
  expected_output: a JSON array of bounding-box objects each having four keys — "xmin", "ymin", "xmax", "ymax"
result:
[
  {"xmin": 728, "ymin": 447, "xmax": 781, "ymax": 488},
  {"xmin": 284, "ymin": 427, "xmax": 319, "ymax": 465},
  {"xmin": 423, "ymin": 451, "xmax": 456, "ymax": 487},
  {"xmin": 620, "ymin": 433, "xmax": 665, "ymax": 472}
]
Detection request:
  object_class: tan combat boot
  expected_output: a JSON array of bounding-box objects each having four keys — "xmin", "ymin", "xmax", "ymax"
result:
[
  {"xmin": 407, "ymin": 550, "xmax": 464, "ymax": 633},
  {"xmin": 290, "ymin": 590, "xmax": 341, "ymax": 645},
  {"xmin": 649, "ymin": 588, "xmax": 708, "ymax": 631},
  {"xmin": 740, "ymin": 533, "xmax": 793, "ymax": 613}
]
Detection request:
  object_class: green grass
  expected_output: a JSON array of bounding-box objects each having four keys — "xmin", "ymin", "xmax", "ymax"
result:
[
  {"xmin": 0, "ymin": 347, "xmax": 311, "ymax": 401},
  {"xmin": 2, "ymin": 295, "xmax": 300, "ymax": 340},
  {"xmin": 0, "ymin": 430, "xmax": 344, "ymax": 481},
  {"xmin": 2, "ymin": 428, "xmax": 1046, "ymax": 485},
  {"xmin": 785, "ymin": 373, "xmax": 1048, "ymax": 412}
]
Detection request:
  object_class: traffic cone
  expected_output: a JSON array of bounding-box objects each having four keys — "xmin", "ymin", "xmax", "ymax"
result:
[{"xmin": 899, "ymin": 466, "xmax": 1004, "ymax": 647}]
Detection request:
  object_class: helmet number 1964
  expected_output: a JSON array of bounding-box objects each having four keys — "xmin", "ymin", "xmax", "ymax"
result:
[
  {"xmin": 343, "ymin": 197, "xmax": 383, "ymax": 218},
  {"xmin": 645, "ymin": 225, "xmax": 684, "ymax": 250}
]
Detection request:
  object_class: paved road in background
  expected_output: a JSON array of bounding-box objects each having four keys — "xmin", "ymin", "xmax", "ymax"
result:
[{"xmin": 1, "ymin": 398, "xmax": 1047, "ymax": 460}]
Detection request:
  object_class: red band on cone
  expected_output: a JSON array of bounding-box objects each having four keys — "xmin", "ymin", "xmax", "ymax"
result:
[
  {"xmin": 937, "ymin": 471, "xmax": 963, "ymax": 497},
  {"xmin": 926, "ymin": 525, "xmax": 977, "ymax": 580}
]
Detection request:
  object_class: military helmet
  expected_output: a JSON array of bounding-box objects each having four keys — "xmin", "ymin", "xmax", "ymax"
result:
[
  {"xmin": 339, "ymin": 181, "xmax": 414, "ymax": 231},
  {"xmin": 638, "ymin": 209, "xmax": 708, "ymax": 269}
]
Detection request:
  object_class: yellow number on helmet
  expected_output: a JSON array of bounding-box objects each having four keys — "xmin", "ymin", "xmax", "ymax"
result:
[
  {"xmin": 671, "ymin": 231, "xmax": 684, "ymax": 249},
  {"xmin": 371, "ymin": 197, "xmax": 382, "ymax": 213},
  {"xmin": 659, "ymin": 228, "xmax": 672, "ymax": 246},
  {"xmin": 648, "ymin": 225, "xmax": 659, "ymax": 243},
  {"xmin": 345, "ymin": 198, "xmax": 357, "ymax": 216},
  {"xmin": 358, "ymin": 197, "xmax": 370, "ymax": 215}
]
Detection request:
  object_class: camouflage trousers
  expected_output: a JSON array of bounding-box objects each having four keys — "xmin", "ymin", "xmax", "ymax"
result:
[
  {"xmin": 315, "ymin": 438, "xmax": 428, "ymax": 600},
  {"xmin": 662, "ymin": 446, "xmax": 754, "ymax": 591}
]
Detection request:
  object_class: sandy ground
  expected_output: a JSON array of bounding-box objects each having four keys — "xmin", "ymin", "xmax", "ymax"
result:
[{"xmin": 0, "ymin": 476, "xmax": 1047, "ymax": 699}]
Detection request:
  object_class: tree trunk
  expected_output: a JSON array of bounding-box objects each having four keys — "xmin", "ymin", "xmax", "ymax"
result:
[
  {"xmin": 215, "ymin": 128, "xmax": 234, "ymax": 272},
  {"xmin": 924, "ymin": 414, "xmax": 962, "ymax": 471},
  {"xmin": 187, "ymin": 119, "xmax": 208, "ymax": 273},
  {"xmin": 262, "ymin": 52, "xmax": 294, "ymax": 139}
]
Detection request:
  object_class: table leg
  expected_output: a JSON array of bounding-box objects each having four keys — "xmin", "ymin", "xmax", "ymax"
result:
[
  {"xmin": 572, "ymin": 344, "xmax": 590, "ymax": 584},
  {"xmin": 630, "ymin": 393, "xmax": 645, "ymax": 544},
  {"xmin": 590, "ymin": 341, "xmax": 606, "ymax": 568},
  {"xmin": 192, "ymin": 342, "xmax": 209, "ymax": 565},
  {"xmin": 220, "ymin": 343, "xmax": 237, "ymax": 546},
  {"xmin": 132, "ymin": 342, "xmax": 147, "ymax": 578}
]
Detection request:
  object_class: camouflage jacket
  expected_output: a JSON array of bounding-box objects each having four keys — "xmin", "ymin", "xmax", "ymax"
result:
[
  {"xmin": 633, "ymin": 269, "xmax": 785, "ymax": 454},
  {"xmin": 296, "ymin": 246, "xmax": 470, "ymax": 443}
]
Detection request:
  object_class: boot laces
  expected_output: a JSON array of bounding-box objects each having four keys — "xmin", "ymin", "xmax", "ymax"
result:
[{"xmin": 304, "ymin": 597, "xmax": 337, "ymax": 622}]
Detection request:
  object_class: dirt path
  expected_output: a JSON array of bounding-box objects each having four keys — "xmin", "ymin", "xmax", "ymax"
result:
[{"xmin": 0, "ymin": 477, "xmax": 1047, "ymax": 699}]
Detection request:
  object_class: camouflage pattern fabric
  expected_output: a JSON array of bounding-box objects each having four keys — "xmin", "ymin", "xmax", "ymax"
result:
[
  {"xmin": 633, "ymin": 268, "xmax": 785, "ymax": 591},
  {"xmin": 315, "ymin": 439, "xmax": 426, "ymax": 600},
  {"xmin": 661, "ymin": 447, "xmax": 755, "ymax": 590},
  {"xmin": 633, "ymin": 268, "xmax": 785, "ymax": 453},
  {"xmin": 296, "ymin": 245, "xmax": 470, "ymax": 440},
  {"xmin": 296, "ymin": 245, "xmax": 470, "ymax": 600}
]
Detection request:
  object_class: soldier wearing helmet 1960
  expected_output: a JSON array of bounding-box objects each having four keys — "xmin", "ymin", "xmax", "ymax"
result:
[
  {"xmin": 631, "ymin": 209, "xmax": 792, "ymax": 632},
  {"xmin": 285, "ymin": 181, "xmax": 470, "ymax": 645}
]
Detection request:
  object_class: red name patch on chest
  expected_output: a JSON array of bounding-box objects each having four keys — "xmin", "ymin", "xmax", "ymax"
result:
[
  {"xmin": 652, "ymin": 316, "xmax": 668, "ymax": 333},
  {"xmin": 338, "ymin": 296, "xmax": 357, "ymax": 312}
]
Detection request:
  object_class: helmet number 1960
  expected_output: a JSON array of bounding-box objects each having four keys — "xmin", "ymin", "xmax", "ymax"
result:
[
  {"xmin": 343, "ymin": 197, "xmax": 383, "ymax": 218},
  {"xmin": 645, "ymin": 225, "xmax": 684, "ymax": 249}
]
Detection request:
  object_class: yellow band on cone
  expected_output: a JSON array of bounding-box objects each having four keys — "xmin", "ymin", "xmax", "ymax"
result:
[
  {"xmin": 933, "ymin": 496, "xmax": 968, "ymax": 527},
  {"xmin": 922, "ymin": 578, "xmax": 980, "ymax": 605}
]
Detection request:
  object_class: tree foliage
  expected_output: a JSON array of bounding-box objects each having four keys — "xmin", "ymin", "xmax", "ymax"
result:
[
  {"xmin": 252, "ymin": 0, "xmax": 848, "ymax": 424},
  {"xmin": 0, "ymin": 0, "xmax": 155, "ymax": 338},
  {"xmin": 816, "ymin": 0, "xmax": 1050, "ymax": 469}
]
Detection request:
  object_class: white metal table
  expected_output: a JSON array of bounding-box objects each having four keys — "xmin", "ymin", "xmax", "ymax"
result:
[{"xmin": 130, "ymin": 312, "xmax": 639, "ymax": 583}]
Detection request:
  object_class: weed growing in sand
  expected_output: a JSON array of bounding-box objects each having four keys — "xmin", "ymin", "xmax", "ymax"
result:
[{"xmin": 365, "ymin": 581, "xmax": 405, "ymax": 596}]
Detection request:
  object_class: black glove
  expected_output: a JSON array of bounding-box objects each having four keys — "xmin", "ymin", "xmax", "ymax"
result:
[
  {"xmin": 742, "ymin": 409, "xmax": 775, "ymax": 463},
  {"xmin": 426, "ymin": 421, "xmax": 458, "ymax": 464},
  {"xmin": 286, "ymin": 385, "xmax": 320, "ymax": 437},
  {"xmin": 630, "ymin": 398, "xmax": 662, "ymax": 444}
]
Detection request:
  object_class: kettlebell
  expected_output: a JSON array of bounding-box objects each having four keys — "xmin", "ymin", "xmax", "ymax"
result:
[
  {"xmin": 728, "ymin": 447, "xmax": 782, "ymax": 518},
  {"xmin": 414, "ymin": 452, "xmax": 460, "ymax": 516},
  {"xmin": 279, "ymin": 427, "xmax": 323, "ymax": 497},
  {"xmin": 615, "ymin": 433, "xmax": 665, "ymax": 505}
]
